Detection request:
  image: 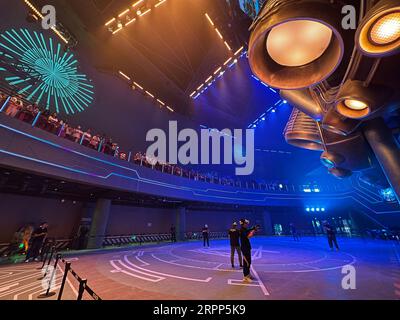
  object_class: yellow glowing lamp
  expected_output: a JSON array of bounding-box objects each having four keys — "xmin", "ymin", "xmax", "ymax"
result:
[{"xmin": 356, "ymin": 0, "xmax": 400, "ymax": 57}]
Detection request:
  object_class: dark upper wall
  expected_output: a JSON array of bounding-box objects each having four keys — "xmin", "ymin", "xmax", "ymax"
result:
[
  {"xmin": 185, "ymin": 209, "xmax": 259, "ymax": 233},
  {"xmin": 106, "ymin": 205, "xmax": 175, "ymax": 236},
  {"xmin": 0, "ymin": 193, "xmax": 83, "ymax": 243}
]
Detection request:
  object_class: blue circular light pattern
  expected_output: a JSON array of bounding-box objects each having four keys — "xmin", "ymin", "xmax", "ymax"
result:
[{"xmin": 0, "ymin": 28, "xmax": 94, "ymax": 115}]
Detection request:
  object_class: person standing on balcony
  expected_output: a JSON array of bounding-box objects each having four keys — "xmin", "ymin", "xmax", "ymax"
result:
[
  {"xmin": 72, "ymin": 126, "xmax": 83, "ymax": 143},
  {"xmin": 6, "ymin": 96, "xmax": 23, "ymax": 117},
  {"xmin": 82, "ymin": 129, "xmax": 92, "ymax": 147}
]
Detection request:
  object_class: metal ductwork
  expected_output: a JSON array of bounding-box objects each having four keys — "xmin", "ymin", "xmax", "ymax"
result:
[
  {"xmin": 280, "ymin": 89, "xmax": 324, "ymax": 120},
  {"xmin": 284, "ymin": 108, "xmax": 323, "ymax": 151},
  {"xmin": 321, "ymin": 107, "xmax": 361, "ymax": 136}
]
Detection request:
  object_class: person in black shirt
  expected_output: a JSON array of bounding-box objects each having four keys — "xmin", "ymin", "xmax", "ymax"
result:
[
  {"xmin": 25, "ymin": 222, "xmax": 48, "ymax": 262},
  {"xmin": 240, "ymin": 219, "xmax": 259, "ymax": 282},
  {"xmin": 290, "ymin": 223, "xmax": 300, "ymax": 241},
  {"xmin": 229, "ymin": 222, "xmax": 243, "ymax": 268},
  {"xmin": 323, "ymin": 221, "xmax": 339, "ymax": 251},
  {"xmin": 202, "ymin": 224, "xmax": 210, "ymax": 247}
]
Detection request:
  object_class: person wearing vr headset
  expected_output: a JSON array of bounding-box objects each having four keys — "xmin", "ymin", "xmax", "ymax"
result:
[
  {"xmin": 229, "ymin": 222, "xmax": 243, "ymax": 269},
  {"xmin": 239, "ymin": 218, "xmax": 260, "ymax": 282}
]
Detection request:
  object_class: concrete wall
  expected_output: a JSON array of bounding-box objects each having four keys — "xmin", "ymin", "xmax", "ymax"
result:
[{"xmin": 106, "ymin": 205, "xmax": 175, "ymax": 236}]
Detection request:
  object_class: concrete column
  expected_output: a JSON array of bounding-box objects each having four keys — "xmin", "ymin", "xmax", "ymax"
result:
[
  {"xmin": 363, "ymin": 117, "xmax": 400, "ymax": 204},
  {"xmin": 262, "ymin": 210, "xmax": 273, "ymax": 236},
  {"xmin": 87, "ymin": 199, "xmax": 111, "ymax": 249},
  {"xmin": 176, "ymin": 206, "xmax": 186, "ymax": 241}
]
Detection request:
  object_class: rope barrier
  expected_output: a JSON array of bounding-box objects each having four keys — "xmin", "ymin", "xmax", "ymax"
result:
[{"xmin": 39, "ymin": 248, "xmax": 102, "ymax": 301}]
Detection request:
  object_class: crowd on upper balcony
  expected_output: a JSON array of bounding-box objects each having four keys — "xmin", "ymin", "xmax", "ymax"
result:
[
  {"xmin": 0, "ymin": 91, "xmax": 257, "ymax": 187},
  {"xmin": 0, "ymin": 91, "xmax": 332, "ymax": 192}
]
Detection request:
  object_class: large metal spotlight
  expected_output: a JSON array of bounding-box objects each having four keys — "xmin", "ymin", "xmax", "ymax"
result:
[
  {"xmin": 335, "ymin": 80, "xmax": 392, "ymax": 119},
  {"xmin": 356, "ymin": 0, "xmax": 400, "ymax": 57},
  {"xmin": 248, "ymin": 0, "xmax": 345, "ymax": 89}
]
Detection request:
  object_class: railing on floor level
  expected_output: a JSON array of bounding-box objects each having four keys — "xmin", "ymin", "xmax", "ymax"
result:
[
  {"xmin": 0, "ymin": 231, "xmax": 228, "ymax": 256},
  {"xmin": 102, "ymin": 233, "xmax": 172, "ymax": 246},
  {"xmin": 185, "ymin": 231, "xmax": 228, "ymax": 240},
  {"xmin": 39, "ymin": 244, "xmax": 101, "ymax": 300},
  {"xmin": 102, "ymin": 231, "xmax": 229, "ymax": 246}
]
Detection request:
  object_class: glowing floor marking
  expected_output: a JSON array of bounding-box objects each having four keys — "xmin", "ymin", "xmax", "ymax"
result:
[
  {"xmin": 0, "ymin": 278, "xmax": 43, "ymax": 298},
  {"xmin": 56, "ymin": 261, "xmax": 78, "ymax": 297},
  {"xmin": 151, "ymin": 252, "xmax": 241, "ymax": 272},
  {"xmin": 250, "ymin": 265, "xmax": 270, "ymax": 296},
  {"xmin": 190, "ymin": 249, "xmax": 230, "ymax": 257},
  {"xmin": 228, "ymin": 279, "xmax": 261, "ymax": 287},
  {"xmin": 135, "ymin": 252, "xmax": 150, "ymax": 266},
  {"xmin": 28, "ymin": 284, "xmax": 61, "ymax": 300},
  {"xmin": 0, "ymin": 283, "xmax": 19, "ymax": 292},
  {"xmin": 0, "ymin": 273, "xmax": 40, "ymax": 287},
  {"xmin": 124, "ymin": 255, "xmax": 212, "ymax": 283},
  {"xmin": 110, "ymin": 260, "xmax": 165, "ymax": 282},
  {"xmin": 213, "ymin": 263, "xmax": 224, "ymax": 270}
]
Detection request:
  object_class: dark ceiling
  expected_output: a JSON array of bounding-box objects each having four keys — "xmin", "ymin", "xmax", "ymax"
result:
[
  {"xmin": 2, "ymin": 0, "xmax": 335, "ymax": 182},
  {"xmin": 31, "ymin": 0, "xmax": 252, "ymax": 120}
]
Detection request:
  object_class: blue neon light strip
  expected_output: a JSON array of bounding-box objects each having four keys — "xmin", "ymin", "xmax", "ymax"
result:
[
  {"xmin": 0, "ymin": 123, "xmax": 360, "ymax": 205},
  {"xmin": 2, "ymin": 138, "xmax": 396, "ymax": 212},
  {"xmin": 193, "ymin": 51, "xmax": 247, "ymax": 100}
]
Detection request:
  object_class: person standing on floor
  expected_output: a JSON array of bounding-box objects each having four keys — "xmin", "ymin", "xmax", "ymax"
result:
[
  {"xmin": 25, "ymin": 222, "xmax": 48, "ymax": 262},
  {"xmin": 170, "ymin": 225, "xmax": 177, "ymax": 243},
  {"xmin": 323, "ymin": 220, "xmax": 340, "ymax": 251},
  {"xmin": 290, "ymin": 223, "xmax": 300, "ymax": 241},
  {"xmin": 229, "ymin": 222, "xmax": 243, "ymax": 268},
  {"xmin": 22, "ymin": 224, "xmax": 34, "ymax": 254},
  {"xmin": 240, "ymin": 219, "xmax": 259, "ymax": 282},
  {"xmin": 202, "ymin": 224, "xmax": 210, "ymax": 247}
]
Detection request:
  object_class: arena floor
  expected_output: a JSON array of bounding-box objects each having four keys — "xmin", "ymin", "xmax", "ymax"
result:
[{"xmin": 1, "ymin": 237, "xmax": 399, "ymax": 300}]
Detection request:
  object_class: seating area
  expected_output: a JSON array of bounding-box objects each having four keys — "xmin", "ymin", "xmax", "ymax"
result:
[{"xmin": 0, "ymin": 89, "xmax": 346, "ymax": 193}]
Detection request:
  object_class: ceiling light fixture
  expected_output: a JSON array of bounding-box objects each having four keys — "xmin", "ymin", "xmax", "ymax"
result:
[
  {"xmin": 248, "ymin": 0, "xmax": 345, "ymax": 89},
  {"xmin": 356, "ymin": 0, "xmax": 400, "ymax": 57},
  {"xmin": 118, "ymin": 70, "xmax": 174, "ymax": 112}
]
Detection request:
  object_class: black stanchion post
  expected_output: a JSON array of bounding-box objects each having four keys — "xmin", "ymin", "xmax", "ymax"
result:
[
  {"xmin": 45, "ymin": 254, "xmax": 61, "ymax": 296},
  {"xmin": 77, "ymin": 279, "xmax": 87, "ymax": 301},
  {"xmin": 43, "ymin": 246, "xmax": 55, "ymax": 277},
  {"xmin": 57, "ymin": 261, "xmax": 71, "ymax": 300},
  {"xmin": 40, "ymin": 246, "xmax": 50, "ymax": 269}
]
